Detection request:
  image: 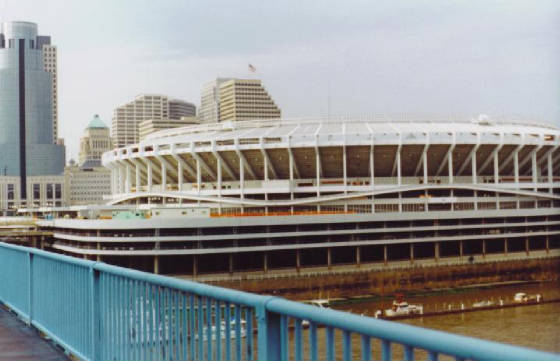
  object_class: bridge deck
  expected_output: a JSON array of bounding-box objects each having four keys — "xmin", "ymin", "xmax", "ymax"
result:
[{"xmin": 0, "ymin": 306, "xmax": 69, "ymax": 361}]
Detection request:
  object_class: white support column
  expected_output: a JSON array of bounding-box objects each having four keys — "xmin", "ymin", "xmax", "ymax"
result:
[
  {"xmin": 125, "ymin": 164, "xmax": 131, "ymax": 194},
  {"xmin": 147, "ymin": 161, "xmax": 153, "ymax": 192},
  {"xmin": 263, "ymin": 148, "xmax": 269, "ymax": 181},
  {"xmin": 316, "ymin": 148, "xmax": 321, "ymax": 196},
  {"xmin": 448, "ymin": 149, "xmax": 453, "ymax": 184},
  {"xmin": 343, "ymin": 145, "xmax": 348, "ymax": 193},
  {"xmin": 493, "ymin": 149, "xmax": 499, "ymax": 208},
  {"xmin": 177, "ymin": 161, "xmax": 183, "ymax": 191},
  {"xmin": 161, "ymin": 161, "xmax": 166, "ymax": 192},
  {"xmin": 217, "ymin": 156, "xmax": 222, "ymax": 196},
  {"xmin": 263, "ymin": 146, "xmax": 269, "ymax": 208},
  {"xmin": 118, "ymin": 165, "xmax": 125, "ymax": 194},
  {"xmin": 514, "ymin": 149, "xmax": 519, "ymax": 186},
  {"xmin": 436, "ymin": 143, "xmax": 455, "ymax": 177},
  {"xmin": 289, "ymin": 145, "xmax": 294, "ymax": 200},
  {"xmin": 514, "ymin": 149, "xmax": 520, "ymax": 209},
  {"xmin": 260, "ymin": 147, "xmax": 277, "ymax": 180},
  {"xmin": 114, "ymin": 166, "xmax": 120, "ymax": 194},
  {"xmin": 111, "ymin": 166, "xmax": 118, "ymax": 195},
  {"xmin": 110, "ymin": 166, "xmax": 115, "ymax": 194},
  {"xmin": 239, "ymin": 156, "xmax": 244, "ymax": 200},
  {"xmin": 217, "ymin": 155, "xmax": 223, "ymax": 214},
  {"xmin": 196, "ymin": 158, "xmax": 201, "ymax": 195},
  {"xmin": 414, "ymin": 137, "xmax": 429, "ymax": 177},
  {"xmin": 423, "ymin": 151, "xmax": 428, "ymax": 185},
  {"xmin": 370, "ymin": 144, "xmax": 375, "ymax": 189},
  {"xmin": 343, "ymin": 145, "xmax": 348, "ymax": 212},
  {"xmin": 397, "ymin": 148, "xmax": 402, "ymax": 186},
  {"xmin": 548, "ymin": 152, "xmax": 553, "ymax": 194},
  {"xmin": 532, "ymin": 150, "xmax": 538, "ymax": 190},
  {"xmin": 397, "ymin": 147, "xmax": 402, "ymax": 212},
  {"xmin": 135, "ymin": 162, "xmax": 140, "ymax": 192},
  {"xmin": 493, "ymin": 150, "xmax": 499, "ymax": 184},
  {"xmin": 370, "ymin": 144, "xmax": 375, "ymax": 213},
  {"xmin": 472, "ymin": 150, "xmax": 477, "ymax": 184}
]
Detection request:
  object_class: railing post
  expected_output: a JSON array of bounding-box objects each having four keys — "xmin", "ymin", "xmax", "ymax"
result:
[
  {"xmin": 27, "ymin": 252, "xmax": 33, "ymax": 324},
  {"xmin": 90, "ymin": 267, "xmax": 101, "ymax": 361},
  {"xmin": 257, "ymin": 296, "xmax": 282, "ymax": 361}
]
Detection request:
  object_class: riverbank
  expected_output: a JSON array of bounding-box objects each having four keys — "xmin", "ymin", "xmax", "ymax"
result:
[
  {"xmin": 377, "ymin": 297, "xmax": 559, "ymax": 320},
  {"xmin": 205, "ymin": 255, "xmax": 560, "ymax": 300},
  {"xmin": 336, "ymin": 279, "xmax": 560, "ymax": 319}
]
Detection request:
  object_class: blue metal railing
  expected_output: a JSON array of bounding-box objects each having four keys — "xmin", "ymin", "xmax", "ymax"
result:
[{"xmin": 0, "ymin": 242, "xmax": 558, "ymax": 361}]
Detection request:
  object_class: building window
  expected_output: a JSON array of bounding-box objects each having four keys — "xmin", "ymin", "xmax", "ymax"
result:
[
  {"xmin": 55, "ymin": 184, "xmax": 62, "ymax": 199},
  {"xmin": 33, "ymin": 184, "xmax": 41, "ymax": 200},
  {"xmin": 30, "ymin": 40, "xmax": 34, "ymax": 49},
  {"xmin": 7, "ymin": 184, "xmax": 14, "ymax": 200},
  {"xmin": 46, "ymin": 184, "xmax": 53, "ymax": 199}
]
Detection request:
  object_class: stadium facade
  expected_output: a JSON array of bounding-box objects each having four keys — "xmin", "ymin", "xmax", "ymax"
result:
[{"xmin": 38, "ymin": 117, "xmax": 560, "ymax": 275}]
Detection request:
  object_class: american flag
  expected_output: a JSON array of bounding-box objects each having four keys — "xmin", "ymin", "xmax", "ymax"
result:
[{"xmin": 248, "ymin": 63, "xmax": 256, "ymax": 72}]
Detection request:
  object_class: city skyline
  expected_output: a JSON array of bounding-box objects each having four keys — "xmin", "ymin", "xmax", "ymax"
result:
[{"xmin": 1, "ymin": 0, "xmax": 559, "ymax": 161}]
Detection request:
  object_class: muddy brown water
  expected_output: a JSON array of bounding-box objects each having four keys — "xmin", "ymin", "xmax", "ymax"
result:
[{"xmin": 333, "ymin": 281, "xmax": 560, "ymax": 356}]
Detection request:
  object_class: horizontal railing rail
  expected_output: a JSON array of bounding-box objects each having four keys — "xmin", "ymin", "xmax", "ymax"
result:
[{"xmin": 0, "ymin": 242, "xmax": 558, "ymax": 361}]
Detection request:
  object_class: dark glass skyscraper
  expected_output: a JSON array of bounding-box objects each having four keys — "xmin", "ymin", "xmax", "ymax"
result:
[{"xmin": 0, "ymin": 21, "xmax": 65, "ymax": 199}]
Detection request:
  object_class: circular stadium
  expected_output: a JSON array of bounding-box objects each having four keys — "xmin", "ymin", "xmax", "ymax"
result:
[
  {"xmin": 102, "ymin": 116, "xmax": 560, "ymax": 214},
  {"xmin": 38, "ymin": 116, "xmax": 560, "ymax": 276}
]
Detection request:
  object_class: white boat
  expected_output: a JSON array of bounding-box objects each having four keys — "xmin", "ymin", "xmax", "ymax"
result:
[
  {"xmin": 301, "ymin": 299, "xmax": 331, "ymax": 326},
  {"xmin": 472, "ymin": 300, "xmax": 494, "ymax": 308},
  {"xmin": 305, "ymin": 299, "xmax": 330, "ymax": 309},
  {"xmin": 514, "ymin": 292, "xmax": 542, "ymax": 303},
  {"xmin": 384, "ymin": 300, "xmax": 423, "ymax": 317}
]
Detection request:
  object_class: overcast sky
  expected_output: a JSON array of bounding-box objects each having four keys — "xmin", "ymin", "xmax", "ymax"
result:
[{"xmin": 2, "ymin": 0, "xmax": 559, "ymax": 161}]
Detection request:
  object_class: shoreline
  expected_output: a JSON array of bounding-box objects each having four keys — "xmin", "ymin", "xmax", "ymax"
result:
[
  {"xmin": 378, "ymin": 298, "xmax": 559, "ymax": 321},
  {"xmin": 300, "ymin": 279, "xmax": 546, "ymax": 306}
]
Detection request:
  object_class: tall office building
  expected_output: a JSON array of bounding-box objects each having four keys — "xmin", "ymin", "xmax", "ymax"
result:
[
  {"xmin": 0, "ymin": 21, "xmax": 65, "ymax": 210},
  {"xmin": 219, "ymin": 79, "xmax": 281, "ymax": 121},
  {"xmin": 111, "ymin": 94, "xmax": 196, "ymax": 148},
  {"xmin": 198, "ymin": 77, "xmax": 231, "ymax": 123},
  {"xmin": 169, "ymin": 99, "xmax": 196, "ymax": 120},
  {"xmin": 36, "ymin": 35, "xmax": 58, "ymax": 142},
  {"xmin": 78, "ymin": 114, "xmax": 112, "ymax": 167},
  {"xmin": 199, "ymin": 78, "xmax": 281, "ymax": 123}
]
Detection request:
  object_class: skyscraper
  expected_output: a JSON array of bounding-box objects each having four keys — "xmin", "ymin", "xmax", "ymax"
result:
[
  {"xmin": 218, "ymin": 79, "xmax": 281, "ymax": 121},
  {"xmin": 199, "ymin": 77, "xmax": 231, "ymax": 123},
  {"xmin": 199, "ymin": 78, "xmax": 281, "ymax": 123},
  {"xmin": 169, "ymin": 99, "xmax": 196, "ymax": 120},
  {"xmin": 111, "ymin": 94, "xmax": 196, "ymax": 148},
  {"xmin": 0, "ymin": 21, "xmax": 65, "ymax": 205},
  {"xmin": 37, "ymin": 35, "xmax": 58, "ymax": 143}
]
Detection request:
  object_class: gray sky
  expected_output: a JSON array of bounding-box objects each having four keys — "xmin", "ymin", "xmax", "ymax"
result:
[{"xmin": 2, "ymin": 0, "xmax": 559, "ymax": 161}]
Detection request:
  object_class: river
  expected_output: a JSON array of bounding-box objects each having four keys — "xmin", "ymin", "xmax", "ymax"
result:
[{"xmin": 334, "ymin": 281, "xmax": 560, "ymax": 355}]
